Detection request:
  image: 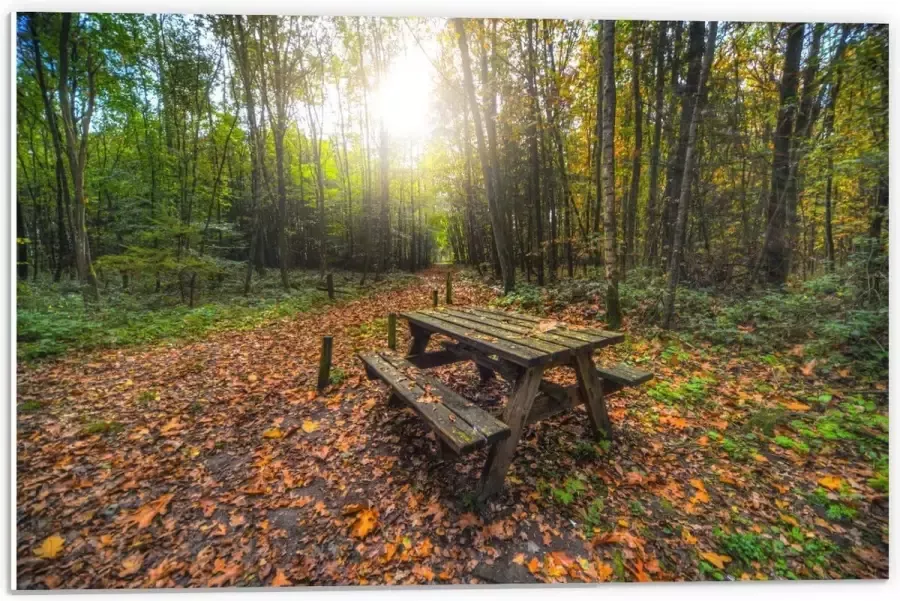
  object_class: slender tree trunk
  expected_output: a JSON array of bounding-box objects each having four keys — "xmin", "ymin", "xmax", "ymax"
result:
[
  {"xmin": 526, "ymin": 20, "xmax": 544, "ymax": 285},
  {"xmin": 601, "ymin": 21, "xmax": 622, "ymax": 329},
  {"xmin": 645, "ymin": 21, "xmax": 667, "ymax": 266},
  {"xmin": 822, "ymin": 25, "xmax": 850, "ymax": 273},
  {"xmin": 454, "ymin": 19, "xmax": 515, "ymax": 293},
  {"xmin": 663, "ymin": 22, "xmax": 717, "ymax": 328},
  {"xmin": 57, "ymin": 13, "xmax": 100, "ymax": 302},
  {"xmin": 626, "ymin": 22, "xmax": 644, "ymax": 273}
]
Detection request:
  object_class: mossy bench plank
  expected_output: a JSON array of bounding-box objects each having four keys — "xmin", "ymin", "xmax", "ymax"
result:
[{"xmin": 359, "ymin": 350, "xmax": 510, "ymax": 455}]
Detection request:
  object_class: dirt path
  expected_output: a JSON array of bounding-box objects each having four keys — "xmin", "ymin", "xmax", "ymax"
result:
[{"xmin": 16, "ymin": 268, "xmax": 888, "ymax": 588}]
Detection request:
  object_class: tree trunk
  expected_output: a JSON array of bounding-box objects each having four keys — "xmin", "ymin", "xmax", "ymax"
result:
[
  {"xmin": 601, "ymin": 21, "xmax": 622, "ymax": 329},
  {"xmin": 626, "ymin": 22, "xmax": 643, "ymax": 273},
  {"xmin": 57, "ymin": 13, "xmax": 100, "ymax": 302},
  {"xmin": 526, "ymin": 20, "xmax": 544, "ymax": 286},
  {"xmin": 759, "ymin": 23, "xmax": 804, "ymax": 286},
  {"xmin": 645, "ymin": 21, "xmax": 667, "ymax": 266},
  {"xmin": 663, "ymin": 22, "xmax": 717, "ymax": 328},
  {"xmin": 822, "ymin": 25, "xmax": 850, "ymax": 273},
  {"xmin": 454, "ymin": 19, "xmax": 515, "ymax": 293}
]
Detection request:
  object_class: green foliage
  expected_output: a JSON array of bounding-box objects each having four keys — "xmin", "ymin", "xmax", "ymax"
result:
[
  {"xmin": 492, "ymin": 284, "xmax": 544, "ymax": 312},
  {"xmin": 82, "ymin": 420, "xmax": 124, "ymax": 436},
  {"xmin": 579, "ymin": 498, "xmax": 606, "ymax": 536},
  {"xmin": 647, "ymin": 376, "xmax": 714, "ymax": 407},
  {"xmin": 18, "ymin": 400, "xmax": 43, "ymax": 413},
  {"xmin": 773, "ymin": 435, "xmax": 810, "ymax": 454},
  {"xmin": 329, "ymin": 367, "xmax": 348, "ymax": 386},
  {"xmin": 549, "ymin": 477, "xmax": 587, "ymax": 506},
  {"xmin": 825, "ymin": 503, "xmax": 857, "ymax": 521},
  {"xmin": 717, "ymin": 530, "xmax": 771, "ymax": 565},
  {"xmin": 16, "ymin": 267, "xmax": 367, "ymax": 361}
]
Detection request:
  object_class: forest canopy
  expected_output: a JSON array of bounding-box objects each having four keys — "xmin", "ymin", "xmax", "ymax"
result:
[{"xmin": 15, "ymin": 16, "xmax": 888, "ymax": 319}]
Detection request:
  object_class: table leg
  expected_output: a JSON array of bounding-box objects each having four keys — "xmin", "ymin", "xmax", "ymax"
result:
[
  {"xmin": 407, "ymin": 323, "xmax": 432, "ymax": 356},
  {"xmin": 478, "ymin": 364, "xmax": 545, "ymax": 500},
  {"xmin": 477, "ymin": 365, "xmax": 495, "ymax": 384},
  {"xmin": 572, "ymin": 351, "xmax": 614, "ymax": 440}
]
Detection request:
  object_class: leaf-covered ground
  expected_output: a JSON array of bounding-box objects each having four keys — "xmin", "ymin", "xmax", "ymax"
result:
[{"xmin": 16, "ymin": 268, "xmax": 888, "ymax": 588}]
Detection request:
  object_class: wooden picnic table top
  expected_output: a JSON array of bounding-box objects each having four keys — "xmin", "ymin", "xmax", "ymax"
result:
[{"xmin": 399, "ymin": 306, "xmax": 624, "ymax": 367}]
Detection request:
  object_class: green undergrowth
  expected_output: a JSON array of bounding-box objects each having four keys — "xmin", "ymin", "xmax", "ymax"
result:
[{"xmin": 17, "ymin": 264, "xmax": 410, "ymax": 362}]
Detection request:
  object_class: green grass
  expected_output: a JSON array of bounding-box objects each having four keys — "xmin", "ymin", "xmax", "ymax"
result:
[{"xmin": 16, "ymin": 266, "xmax": 388, "ymax": 362}]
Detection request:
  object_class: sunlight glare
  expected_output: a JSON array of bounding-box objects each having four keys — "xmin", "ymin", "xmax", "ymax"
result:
[{"xmin": 373, "ymin": 49, "xmax": 433, "ymax": 144}]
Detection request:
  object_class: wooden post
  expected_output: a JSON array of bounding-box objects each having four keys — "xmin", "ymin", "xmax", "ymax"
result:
[
  {"xmin": 387, "ymin": 313, "xmax": 397, "ymax": 350},
  {"xmin": 326, "ymin": 273, "xmax": 335, "ymax": 300},
  {"xmin": 317, "ymin": 336, "xmax": 333, "ymax": 391},
  {"xmin": 432, "ymin": 289, "xmax": 438, "ymax": 308},
  {"xmin": 445, "ymin": 271, "xmax": 453, "ymax": 304}
]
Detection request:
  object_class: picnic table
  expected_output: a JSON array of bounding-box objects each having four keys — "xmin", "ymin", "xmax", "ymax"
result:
[{"xmin": 359, "ymin": 306, "xmax": 652, "ymax": 500}]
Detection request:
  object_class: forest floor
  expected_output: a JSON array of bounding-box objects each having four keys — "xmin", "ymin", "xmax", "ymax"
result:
[{"xmin": 16, "ymin": 267, "xmax": 888, "ymax": 588}]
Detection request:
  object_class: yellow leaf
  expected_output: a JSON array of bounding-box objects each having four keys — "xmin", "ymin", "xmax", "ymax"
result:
[
  {"xmin": 302, "ymin": 420, "xmax": 320, "ymax": 433},
  {"xmin": 350, "ymin": 508, "xmax": 378, "ymax": 538},
  {"xmin": 681, "ymin": 528, "xmax": 698, "ymax": 545},
  {"xmin": 271, "ymin": 568, "xmax": 292, "ymax": 587},
  {"xmin": 120, "ymin": 553, "xmax": 144, "ymax": 577},
  {"xmin": 700, "ymin": 552, "xmax": 732, "ymax": 570},
  {"xmin": 263, "ymin": 427, "xmax": 283, "ymax": 439},
  {"xmin": 780, "ymin": 514, "xmax": 799, "ymax": 527},
  {"xmin": 33, "ymin": 535, "xmax": 64, "ymax": 559},
  {"xmin": 512, "ymin": 553, "xmax": 526, "ymax": 565},
  {"xmin": 248, "ymin": 374, "xmax": 259, "ymax": 383},
  {"xmin": 596, "ymin": 561, "xmax": 613, "ymax": 582},
  {"xmin": 818, "ymin": 475, "xmax": 843, "ymax": 491},
  {"xmin": 782, "ymin": 401, "xmax": 810, "ymax": 412}
]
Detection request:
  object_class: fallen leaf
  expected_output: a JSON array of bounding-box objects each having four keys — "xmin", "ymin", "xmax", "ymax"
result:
[
  {"xmin": 125, "ymin": 493, "xmax": 174, "ymax": 529},
  {"xmin": 780, "ymin": 514, "xmax": 799, "ymax": 527},
  {"xmin": 350, "ymin": 508, "xmax": 378, "ymax": 538},
  {"xmin": 119, "ymin": 554, "xmax": 144, "ymax": 577},
  {"xmin": 271, "ymin": 568, "xmax": 292, "ymax": 587},
  {"xmin": 33, "ymin": 535, "xmax": 64, "ymax": 559},
  {"xmin": 700, "ymin": 552, "xmax": 732, "ymax": 570},
  {"xmin": 248, "ymin": 374, "xmax": 259, "ymax": 383},
  {"xmin": 263, "ymin": 427, "xmax": 283, "ymax": 439},
  {"xmin": 800, "ymin": 360, "xmax": 817, "ymax": 377},
  {"xmin": 782, "ymin": 401, "xmax": 810, "ymax": 412},
  {"xmin": 512, "ymin": 553, "xmax": 526, "ymax": 565},
  {"xmin": 682, "ymin": 528, "xmax": 698, "ymax": 545},
  {"xmin": 527, "ymin": 557, "xmax": 541, "ymax": 575},
  {"xmin": 301, "ymin": 420, "xmax": 320, "ymax": 433},
  {"xmin": 818, "ymin": 475, "xmax": 843, "ymax": 491}
]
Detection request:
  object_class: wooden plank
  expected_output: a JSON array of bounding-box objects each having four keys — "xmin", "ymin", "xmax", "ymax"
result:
[
  {"xmin": 595, "ymin": 363, "xmax": 653, "ymax": 387},
  {"xmin": 573, "ymin": 352, "xmax": 614, "ymax": 440},
  {"xmin": 442, "ymin": 342, "xmax": 522, "ymax": 382},
  {"xmin": 478, "ymin": 365, "xmax": 545, "ymax": 500},
  {"xmin": 400, "ymin": 311, "xmax": 546, "ymax": 366},
  {"xmin": 442, "ymin": 307, "xmax": 588, "ymax": 350},
  {"xmin": 472, "ymin": 307, "xmax": 624, "ymax": 345},
  {"xmin": 405, "ymin": 349, "xmax": 460, "ymax": 369},
  {"xmin": 526, "ymin": 379, "xmax": 627, "ymax": 425},
  {"xmin": 378, "ymin": 351, "xmax": 509, "ymax": 444},
  {"xmin": 420, "ymin": 309, "xmax": 571, "ymax": 356},
  {"xmin": 358, "ymin": 352, "xmax": 487, "ymax": 454}
]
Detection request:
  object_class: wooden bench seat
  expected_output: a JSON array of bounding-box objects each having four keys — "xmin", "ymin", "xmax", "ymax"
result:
[
  {"xmin": 595, "ymin": 363, "xmax": 654, "ymax": 388},
  {"xmin": 359, "ymin": 350, "xmax": 510, "ymax": 455}
]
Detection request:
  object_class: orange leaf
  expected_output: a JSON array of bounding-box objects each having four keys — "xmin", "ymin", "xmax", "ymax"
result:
[
  {"xmin": 350, "ymin": 508, "xmax": 378, "ymax": 538},
  {"xmin": 596, "ymin": 561, "xmax": 613, "ymax": 582},
  {"xmin": 800, "ymin": 360, "xmax": 817, "ymax": 377},
  {"xmin": 700, "ymin": 552, "xmax": 732, "ymax": 570},
  {"xmin": 527, "ymin": 557, "xmax": 541, "ymax": 575},
  {"xmin": 383, "ymin": 543, "xmax": 397, "ymax": 562},
  {"xmin": 681, "ymin": 528, "xmax": 698, "ymax": 545},
  {"xmin": 125, "ymin": 493, "xmax": 174, "ymax": 529},
  {"xmin": 271, "ymin": 568, "xmax": 292, "ymax": 587},
  {"xmin": 818, "ymin": 475, "xmax": 843, "ymax": 491},
  {"xmin": 782, "ymin": 401, "xmax": 810, "ymax": 412},
  {"xmin": 33, "ymin": 535, "xmax": 65, "ymax": 559},
  {"xmin": 120, "ymin": 554, "xmax": 144, "ymax": 577}
]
